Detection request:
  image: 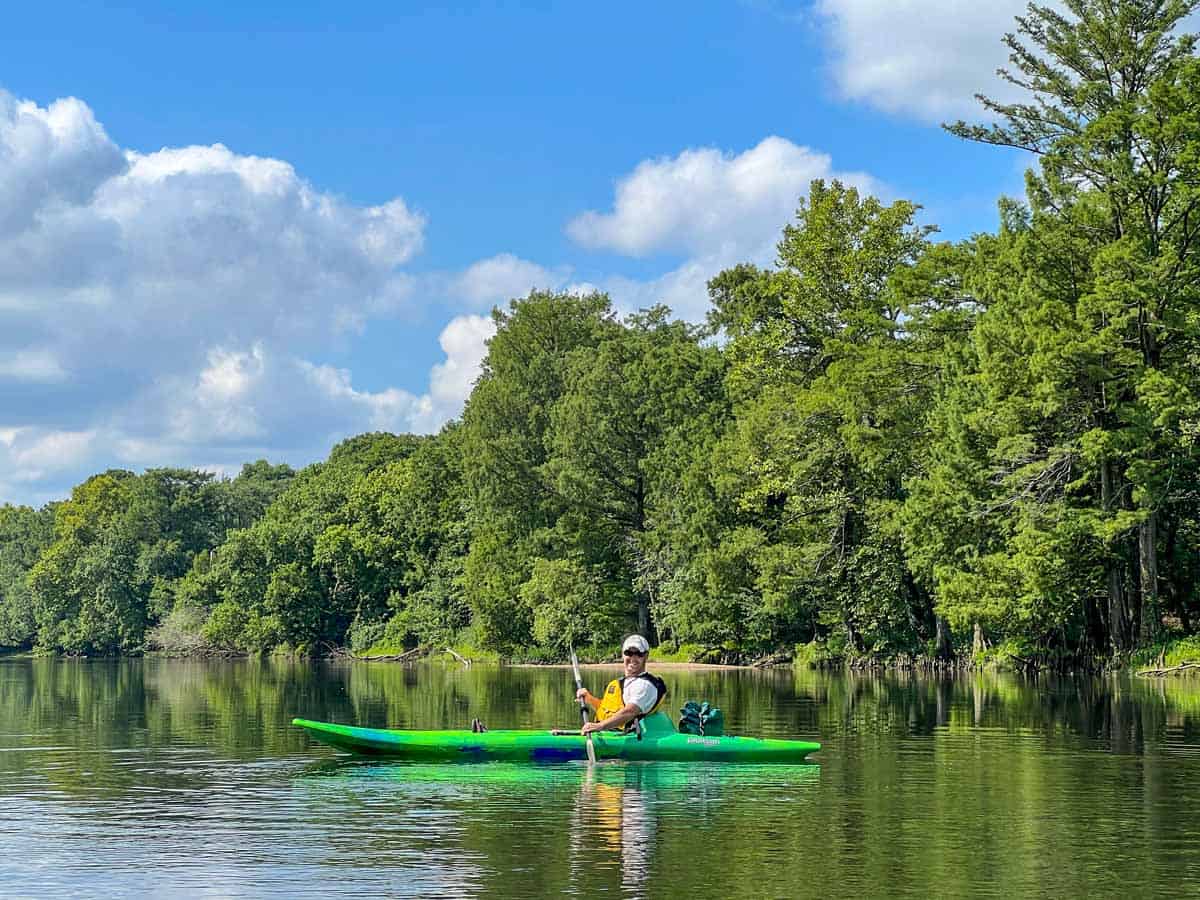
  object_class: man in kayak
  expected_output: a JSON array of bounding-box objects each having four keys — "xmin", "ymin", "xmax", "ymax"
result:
[{"xmin": 576, "ymin": 635, "xmax": 668, "ymax": 735}]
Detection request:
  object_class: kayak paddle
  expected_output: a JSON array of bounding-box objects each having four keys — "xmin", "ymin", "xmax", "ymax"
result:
[{"xmin": 570, "ymin": 648, "xmax": 597, "ymax": 765}]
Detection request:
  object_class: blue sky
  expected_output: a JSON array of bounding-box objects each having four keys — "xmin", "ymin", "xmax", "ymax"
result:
[{"xmin": 0, "ymin": 0, "xmax": 1053, "ymax": 505}]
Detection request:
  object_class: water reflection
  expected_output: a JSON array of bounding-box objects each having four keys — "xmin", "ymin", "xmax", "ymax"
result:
[
  {"xmin": 1, "ymin": 658, "xmax": 1199, "ymax": 897},
  {"xmin": 573, "ymin": 766, "xmax": 652, "ymax": 895},
  {"xmin": 295, "ymin": 758, "xmax": 821, "ymax": 898}
]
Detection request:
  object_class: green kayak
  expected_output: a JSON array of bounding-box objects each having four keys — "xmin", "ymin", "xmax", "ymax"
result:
[{"xmin": 292, "ymin": 712, "xmax": 820, "ymax": 763}]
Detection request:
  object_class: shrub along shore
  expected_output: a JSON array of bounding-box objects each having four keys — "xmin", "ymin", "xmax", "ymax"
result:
[{"xmin": 5, "ymin": 4, "xmax": 1200, "ymax": 676}]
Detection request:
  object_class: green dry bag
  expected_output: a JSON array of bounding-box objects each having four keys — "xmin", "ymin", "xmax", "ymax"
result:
[{"xmin": 678, "ymin": 700, "xmax": 725, "ymax": 736}]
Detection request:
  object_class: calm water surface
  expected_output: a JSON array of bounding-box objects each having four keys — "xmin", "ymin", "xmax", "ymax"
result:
[{"xmin": 1, "ymin": 658, "xmax": 1198, "ymax": 898}]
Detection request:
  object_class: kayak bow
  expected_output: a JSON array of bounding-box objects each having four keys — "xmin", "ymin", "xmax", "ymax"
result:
[{"xmin": 292, "ymin": 713, "xmax": 820, "ymax": 764}]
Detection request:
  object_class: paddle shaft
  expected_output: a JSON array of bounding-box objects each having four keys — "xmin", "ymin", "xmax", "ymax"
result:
[{"xmin": 569, "ymin": 649, "xmax": 598, "ymax": 764}]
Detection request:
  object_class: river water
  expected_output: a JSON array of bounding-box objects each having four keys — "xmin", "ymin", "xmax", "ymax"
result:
[{"xmin": 1, "ymin": 657, "xmax": 1198, "ymax": 898}]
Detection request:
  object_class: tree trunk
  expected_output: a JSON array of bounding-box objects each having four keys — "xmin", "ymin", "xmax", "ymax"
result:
[
  {"xmin": 1162, "ymin": 513, "xmax": 1180, "ymax": 632},
  {"xmin": 1108, "ymin": 566, "xmax": 1129, "ymax": 654},
  {"xmin": 1083, "ymin": 593, "xmax": 1107, "ymax": 659},
  {"xmin": 624, "ymin": 534, "xmax": 657, "ymax": 645},
  {"xmin": 637, "ymin": 594, "xmax": 654, "ymax": 644},
  {"xmin": 1101, "ymin": 458, "xmax": 1129, "ymax": 654},
  {"xmin": 845, "ymin": 618, "xmax": 863, "ymax": 654},
  {"xmin": 934, "ymin": 615, "xmax": 954, "ymax": 661},
  {"xmin": 972, "ymin": 622, "xmax": 989, "ymax": 655},
  {"xmin": 1138, "ymin": 512, "xmax": 1160, "ymax": 644}
]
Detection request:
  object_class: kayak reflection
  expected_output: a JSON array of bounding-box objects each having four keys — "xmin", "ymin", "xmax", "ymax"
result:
[
  {"xmin": 296, "ymin": 759, "xmax": 819, "ymax": 896},
  {"xmin": 570, "ymin": 765, "xmax": 654, "ymax": 896}
]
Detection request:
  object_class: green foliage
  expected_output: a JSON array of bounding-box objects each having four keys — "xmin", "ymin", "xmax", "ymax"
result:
[
  {"xmin": 793, "ymin": 639, "xmax": 845, "ymax": 669},
  {"xmin": 195, "ymin": 432, "xmax": 427, "ymax": 651},
  {"xmin": 519, "ymin": 557, "xmax": 605, "ymax": 651},
  {"xmin": 1131, "ymin": 635, "xmax": 1200, "ymax": 669},
  {"xmin": 27, "ymin": 469, "xmax": 237, "ymax": 654},
  {"xmin": 918, "ymin": 0, "xmax": 1200, "ymax": 657},
  {"xmin": 691, "ymin": 179, "xmax": 956, "ymax": 657},
  {"xmin": 459, "ymin": 290, "xmax": 616, "ymax": 650},
  {"xmin": 0, "ymin": 504, "xmax": 54, "ymax": 648},
  {"xmin": 145, "ymin": 604, "xmax": 210, "ymax": 654}
]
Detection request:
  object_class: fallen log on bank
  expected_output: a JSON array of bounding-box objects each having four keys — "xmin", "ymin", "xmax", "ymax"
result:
[
  {"xmin": 445, "ymin": 648, "xmax": 472, "ymax": 668},
  {"xmin": 751, "ymin": 652, "xmax": 793, "ymax": 668},
  {"xmin": 1135, "ymin": 662, "xmax": 1200, "ymax": 677},
  {"xmin": 352, "ymin": 646, "xmax": 430, "ymax": 663}
]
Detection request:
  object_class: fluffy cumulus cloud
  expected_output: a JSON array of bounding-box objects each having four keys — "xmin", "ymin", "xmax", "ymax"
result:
[
  {"xmin": 422, "ymin": 314, "xmax": 496, "ymax": 425},
  {"xmin": 0, "ymin": 427, "xmax": 95, "ymax": 480},
  {"xmin": 568, "ymin": 137, "xmax": 878, "ymax": 321},
  {"xmin": 0, "ymin": 89, "xmax": 490, "ymax": 505},
  {"xmin": 0, "ymin": 93, "xmax": 126, "ymax": 237},
  {"xmin": 815, "ymin": 0, "xmax": 1029, "ymax": 122},
  {"xmin": 569, "ymin": 136, "xmax": 876, "ymax": 259},
  {"xmin": 449, "ymin": 253, "xmax": 571, "ymax": 309},
  {"xmin": 815, "ymin": 1, "xmax": 1200, "ymax": 123},
  {"xmin": 0, "ymin": 90, "xmax": 426, "ymax": 377},
  {"xmin": 137, "ymin": 318, "xmax": 493, "ymax": 457},
  {"xmin": 601, "ymin": 259, "xmax": 719, "ymax": 324}
]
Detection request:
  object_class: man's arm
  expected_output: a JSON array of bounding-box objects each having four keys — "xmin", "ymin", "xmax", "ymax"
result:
[
  {"xmin": 575, "ymin": 688, "xmax": 601, "ymax": 711},
  {"xmin": 581, "ymin": 702, "xmax": 641, "ymax": 735}
]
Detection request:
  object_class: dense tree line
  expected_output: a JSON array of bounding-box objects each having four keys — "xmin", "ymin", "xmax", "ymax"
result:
[{"xmin": 3, "ymin": 1, "xmax": 1200, "ymax": 666}]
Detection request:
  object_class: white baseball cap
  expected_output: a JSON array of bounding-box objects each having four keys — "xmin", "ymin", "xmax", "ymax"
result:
[{"xmin": 622, "ymin": 634, "xmax": 650, "ymax": 654}]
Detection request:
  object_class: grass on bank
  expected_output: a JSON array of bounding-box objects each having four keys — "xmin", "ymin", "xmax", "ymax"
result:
[{"xmin": 1131, "ymin": 635, "xmax": 1200, "ymax": 670}]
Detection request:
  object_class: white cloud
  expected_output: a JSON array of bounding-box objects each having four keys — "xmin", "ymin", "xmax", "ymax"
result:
[
  {"xmin": 168, "ymin": 343, "xmax": 269, "ymax": 441},
  {"xmin": 816, "ymin": 1, "xmax": 1200, "ymax": 123},
  {"xmin": 0, "ymin": 427, "xmax": 96, "ymax": 484},
  {"xmin": 423, "ymin": 314, "xmax": 496, "ymax": 426},
  {"xmin": 111, "ymin": 315, "xmax": 494, "ymax": 478},
  {"xmin": 568, "ymin": 137, "xmax": 882, "ymax": 323},
  {"xmin": 0, "ymin": 91, "xmax": 427, "ymax": 405},
  {"xmin": 450, "ymin": 253, "xmax": 569, "ymax": 308},
  {"xmin": 0, "ymin": 93, "xmax": 126, "ymax": 236},
  {"xmin": 602, "ymin": 257, "xmax": 727, "ymax": 324},
  {"xmin": 568, "ymin": 136, "xmax": 876, "ymax": 258},
  {"xmin": 816, "ymin": 0, "xmax": 1029, "ymax": 122},
  {"xmin": 0, "ymin": 89, "xmax": 451, "ymax": 505}
]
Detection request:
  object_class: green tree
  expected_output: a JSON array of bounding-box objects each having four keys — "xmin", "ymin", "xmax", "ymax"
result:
[
  {"xmin": 459, "ymin": 290, "xmax": 615, "ymax": 650},
  {"xmin": 545, "ymin": 307, "xmax": 728, "ymax": 641},
  {"xmin": 705, "ymin": 180, "xmax": 962, "ymax": 658},
  {"xmin": 342, "ymin": 426, "xmax": 471, "ymax": 649},
  {"xmin": 199, "ymin": 433, "xmax": 422, "ymax": 652},
  {"xmin": 0, "ymin": 504, "xmax": 55, "ymax": 648},
  {"xmin": 27, "ymin": 468, "xmax": 234, "ymax": 654},
  {"xmin": 946, "ymin": 0, "xmax": 1200, "ymax": 651}
]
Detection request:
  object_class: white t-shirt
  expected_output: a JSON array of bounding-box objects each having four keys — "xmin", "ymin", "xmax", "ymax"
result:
[{"xmin": 623, "ymin": 676, "xmax": 659, "ymax": 714}]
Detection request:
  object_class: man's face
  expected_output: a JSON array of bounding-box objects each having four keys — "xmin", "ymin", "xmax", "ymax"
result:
[{"xmin": 623, "ymin": 649, "xmax": 647, "ymax": 676}]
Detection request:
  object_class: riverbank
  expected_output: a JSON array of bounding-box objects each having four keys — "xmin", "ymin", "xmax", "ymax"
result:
[{"xmin": 8, "ymin": 634, "xmax": 1200, "ymax": 677}]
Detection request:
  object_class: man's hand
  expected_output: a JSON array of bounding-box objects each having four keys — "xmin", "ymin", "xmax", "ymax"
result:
[
  {"xmin": 581, "ymin": 721, "xmax": 603, "ymax": 736},
  {"xmin": 576, "ymin": 688, "xmax": 596, "ymax": 705}
]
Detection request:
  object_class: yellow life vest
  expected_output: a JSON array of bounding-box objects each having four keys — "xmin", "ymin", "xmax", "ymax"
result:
[{"xmin": 594, "ymin": 673, "xmax": 667, "ymax": 728}]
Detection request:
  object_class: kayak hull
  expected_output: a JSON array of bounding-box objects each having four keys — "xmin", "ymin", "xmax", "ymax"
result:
[{"xmin": 292, "ymin": 718, "xmax": 820, "ymax": 763}]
